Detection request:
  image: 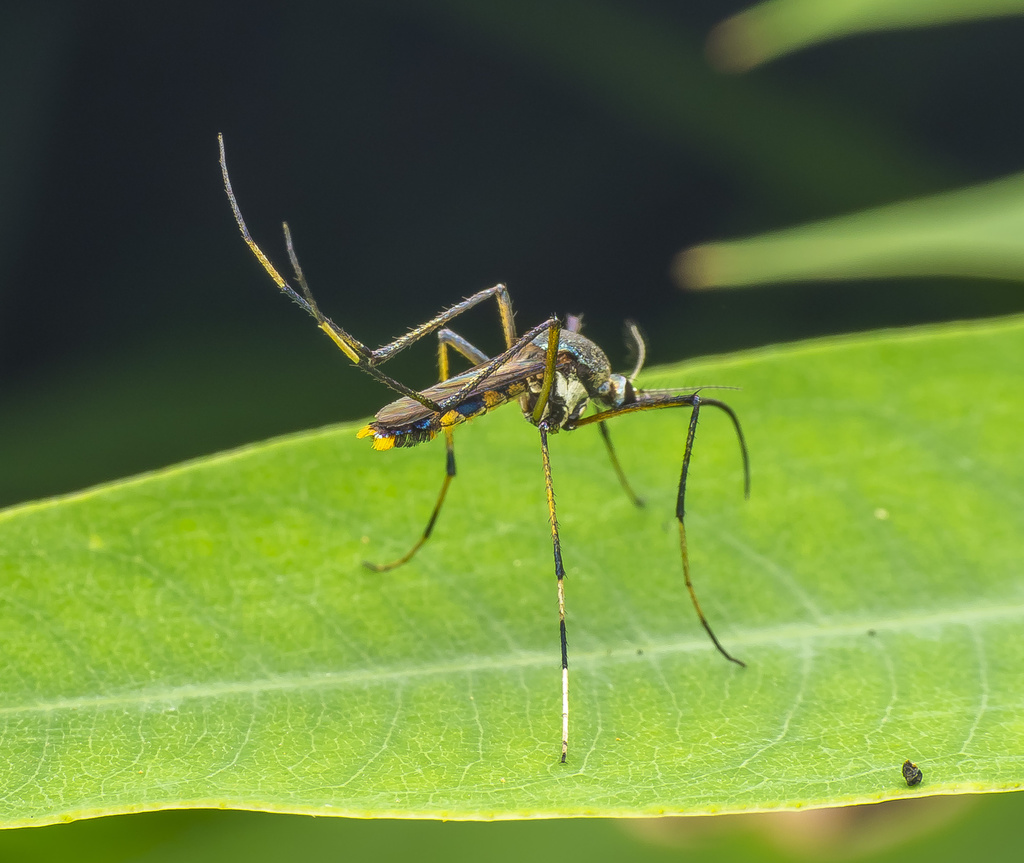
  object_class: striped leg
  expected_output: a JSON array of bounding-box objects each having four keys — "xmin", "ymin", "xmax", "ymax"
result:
[
  {"xmin": 572, "ymin": 393, "xmax": 749, "ymax": 668},
  {"xmin": 364, "ymin": 328, "xmax": 493, "ymax": 573},
  {"xmin": 220, "ymin": 134, "xmax": 519, "ymax": 412},
  {"xmin": 530, "ymin": 320, "xmax": 572, "ymax": 762}
]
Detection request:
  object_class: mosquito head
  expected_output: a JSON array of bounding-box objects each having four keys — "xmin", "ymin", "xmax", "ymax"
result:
[{"xmin": 531, "ymin": 329, "xmax": 613, "ymax": 397}]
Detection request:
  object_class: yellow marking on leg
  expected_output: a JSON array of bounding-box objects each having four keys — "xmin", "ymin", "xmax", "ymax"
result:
[
  {"xmin": 247, "ymin": 242, "xmax": 288, "ymax": 289},
  {"xmin": 219, "ymin": 134, "xmax": 291, "ymax": 292},
  {"xmin": 532, "ymin": 322, "xmax": 562, "ymax": 425},
  {"xmin": 679, "ymin": 521, "xmax": 745, "ymax": 667},
  {"xmin": 319, "ymin": 322, "xmax": 361, "ymax": 364}
]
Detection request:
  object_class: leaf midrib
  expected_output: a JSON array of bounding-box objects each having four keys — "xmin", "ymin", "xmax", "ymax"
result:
[{"xmin": 3, "ymin": 600, "xmax": 1017, "ymax": 718}]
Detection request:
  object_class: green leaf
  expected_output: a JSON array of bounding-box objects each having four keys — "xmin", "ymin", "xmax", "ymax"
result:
[
  {"xmin": 677, "ymin": 172, "xmax": 1024, "ymax": 289},
  {"xmin": 2, "ymin": 317, "xmax": 1022, "ymax": 826},
  {"xmin": 708, "ymin": 0, "xmax": 1024, "ymax": 70}
]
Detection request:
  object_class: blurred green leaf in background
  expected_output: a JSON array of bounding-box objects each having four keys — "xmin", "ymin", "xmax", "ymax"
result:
[
  {"xmin": 684, "ymin": 0, "xmax": 1024, "ymax": 294},
  {"xmin": 678, "ymin": 171, "xmax": 1024, "ymax": 290},
  {"xmin": 709, "ymin": 0, "xmax": 1024, "ymax": 71}
]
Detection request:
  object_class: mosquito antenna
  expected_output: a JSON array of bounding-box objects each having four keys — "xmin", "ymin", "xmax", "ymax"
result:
[{"xmin": 624, "ymin": 319, "xmax": 646, "ymax": 383}]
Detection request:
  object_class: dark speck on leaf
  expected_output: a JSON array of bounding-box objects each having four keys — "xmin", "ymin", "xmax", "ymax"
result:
[{"xmin": 902, "ymin": 760, "xmax": 923, "ymax": 786}]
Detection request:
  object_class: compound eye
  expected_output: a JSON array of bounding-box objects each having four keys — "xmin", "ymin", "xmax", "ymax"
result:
[{"xmin": 601, "ymin": 374, "xmax": 631, "ymax": 407}]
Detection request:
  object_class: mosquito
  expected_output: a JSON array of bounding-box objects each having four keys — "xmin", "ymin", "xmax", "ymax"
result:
[{"xmin": 218, "ymin": 134, "xmax": 750, "ymax": 763}]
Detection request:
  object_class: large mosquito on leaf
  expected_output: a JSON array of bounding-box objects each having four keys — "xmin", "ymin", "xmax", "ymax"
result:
[{"xmin": 218, "ymin": 134, "xmax": 750, "ymax": 763}]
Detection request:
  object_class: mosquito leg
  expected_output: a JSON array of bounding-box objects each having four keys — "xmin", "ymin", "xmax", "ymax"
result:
[
  {"xmin": 538, "ymin": 421, "xmax": 569, "ymax": 763},
  {"xmin": 363, "ymin": 328, "xmax": 475, "ymax": 573},
  {"xmin": 571, "ymin": 392, "xmax": 748, "ymax": 664},
  {"xmin": 291, "ymin": 222, "xmax": 539, "ymax": 415},
  {"xmin": 699, "ymin": 398, "xmax": 751, "ymax": 500},
  {"xmin": 597, "ymin": 421, "xmax": 644, "ymax": 508},
  {"xmin": 371, "ymin": 283, "xmax": 517, "ymax": 363},
  {"xmin": 438, "ymin": 317, "xmax": 559, "ymax": 415},
  {"xmin": 437, "ymin": 328, "xmax": 488, "ymax": 365},
  {"xmin": 220, "ymin": 135, "xmax": 367, "ymax": 360},
  {"xmin": 531, "ymin": 318, "xmax": 570, "ymax": 762},
  {"xmin": 574, "ymin": 396, "xmax": 749, "ymax": 502},
  {"xmin": 219, "ymin": 136, "xmax": 312, "ymax": 313},
  {"xmin": 224, "ymin": 135, "xmax": 553, "ymax": 418},
  {"xmin": 363, "ymin": 429, "xmax": 456, "ymax": 573},
  {"xmin": 220, "ymin": 135, "xmax": 524, "ymax": 411},
  {"xmin": 678, "ymin": 395, "xmax": 745, "ymax": 667},
  {"xmin": 220, "ymin": 136, "xmax": 453, "ymax": 412},
  {"xmin": 223, "ymin": 135, "xmax": 536, "ymax": 412},
  {"xmin": 531, "ymin": 319, "xmax": 563, "ymax": 424}
]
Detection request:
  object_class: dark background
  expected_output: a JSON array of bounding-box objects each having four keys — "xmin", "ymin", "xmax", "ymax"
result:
[
  {"xmin": 1, "ymin": 1, "xmax": 1022, "ymax": 859},
  {"xmin": 4, "ymin": 1, "xmax": 1024, "ymax": 508}
]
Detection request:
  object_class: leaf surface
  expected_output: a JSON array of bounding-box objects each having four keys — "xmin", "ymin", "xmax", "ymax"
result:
[{"xmin": 2, "ymin": 317, "xmax": 1022, "ymax": 825}]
